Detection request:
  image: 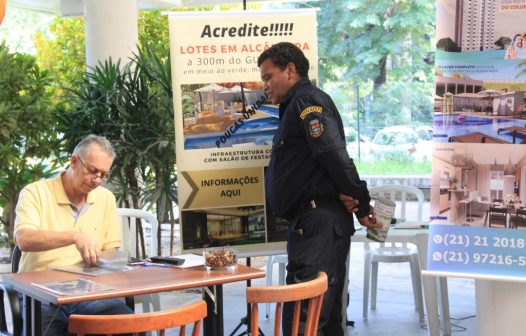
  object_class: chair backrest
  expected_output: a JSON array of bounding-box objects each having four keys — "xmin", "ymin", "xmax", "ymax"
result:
[
  {"xmin": 246, "ymin": 272, "xmax": 328, "ymax": 336},
  {"xmin": 12, "ymin": 244, "xmax": 21, "ymax": 273},
  {"xmin": 117, "ymin": 208, "xmax": 159, "ymax": 258},
  {"xmin": 513, "ymin": 208, "xmax": 526, "ymax": 228},
  {"xmin": 68, "ymin": 300, "xmax": 207, "ymax": 336},
  {"xmin": 0, "ymin": 245, "xmax": 22, "ymax": 335},
  {"xmin": 368, "ymin": 184, "xmax": 424, "ymax": 223},
  {"xmin": 488, "ymin": 206, "xmax": 508, "ymax": 227}
]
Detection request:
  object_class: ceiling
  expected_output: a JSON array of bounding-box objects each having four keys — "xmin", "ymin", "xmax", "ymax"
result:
[
  {"xmin": 434, "ymin": 143, "xmax": 526, "ymax": 166},
  {"xmin": 8, "ymin": 0, "xmax": 297, "ymax": 16}
]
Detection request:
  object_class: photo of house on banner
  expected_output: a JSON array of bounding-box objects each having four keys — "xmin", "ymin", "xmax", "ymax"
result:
[
  {"xmin": 180, "ymin": 205, "xmax": 266, "ymax": 250},
  {"xmin": 180, "ymin": 81, "xmax": 278, "ymax": 149},
  {"xmin": 430, "ymin": 142, "xmax": 526, "ymax": 228},
  {"xmin": 434, "ymin": 80, "xmax": 526, "ymax": 144},
  {"xmin": 434, "ymin": 0, "xmax": 526, "ymax": 144}
]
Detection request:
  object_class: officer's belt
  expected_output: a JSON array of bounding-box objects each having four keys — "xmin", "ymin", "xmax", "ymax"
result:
[{"xmin": 286, "ymin": 196, "xmax": 338, "ymax": 221}]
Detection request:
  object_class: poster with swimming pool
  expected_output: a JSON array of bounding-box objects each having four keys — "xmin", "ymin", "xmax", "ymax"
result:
[{"xmin": 166, "ymin": 9, "xmax": 318, "ymax": 253}]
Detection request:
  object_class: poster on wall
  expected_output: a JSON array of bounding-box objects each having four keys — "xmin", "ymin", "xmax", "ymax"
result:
[
  {"xmin": 166, "ymin": 9, "xmax": 318, "ymax": 254},
  {"xmin": 428, "ymin": 0, "xmax": 526, "ymax": 278}
]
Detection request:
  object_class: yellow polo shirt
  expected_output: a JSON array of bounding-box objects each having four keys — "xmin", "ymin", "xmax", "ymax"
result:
[{"xmin": 14, "ymin": 173, "xmax": 121, "ymax": 272}]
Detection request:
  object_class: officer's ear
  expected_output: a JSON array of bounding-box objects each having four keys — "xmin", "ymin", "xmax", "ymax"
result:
[{"xmin": 285, "ymin": 62, "xmax": 299, "ymax": 80}]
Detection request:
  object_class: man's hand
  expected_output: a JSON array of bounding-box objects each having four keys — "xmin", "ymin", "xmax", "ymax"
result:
[
  {"xmin": 74, "ymin": 233, "xmax": 101, "ymax": 266},
  {"xmin": 357, "ymin": 205, "xmax": 383, "ymax": 228},
  {"xmin": 339, "ymin": 193, "xmax": 359, "ymax": 213}
]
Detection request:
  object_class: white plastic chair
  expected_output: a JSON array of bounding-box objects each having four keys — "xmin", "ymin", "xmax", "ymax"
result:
[
  {"xmin": 117, "ymin": 208, "xmax": 161, "ymax": 314},
  {"xmin": 117, "ymin": 208, "xmax": 158, "ymax": 258},
  {"xmin": 363, "ymin": 185, "xmax": 425, "ymax": 323},
  {"xmin": 264, "ymin": 254, "xmax": 288, "ymax": 318}
]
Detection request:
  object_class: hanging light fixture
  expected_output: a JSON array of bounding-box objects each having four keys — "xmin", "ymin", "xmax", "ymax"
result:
[
  {"xmin": 490, "ymin": 158, "xmax": 498, "ymax": 171},
  {"xmin": 504, "ymin": 156, "xmax": 515, "ymax": 176}
]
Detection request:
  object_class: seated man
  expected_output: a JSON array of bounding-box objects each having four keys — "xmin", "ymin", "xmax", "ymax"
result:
[{"xmin": 14, "ymin": 134, "xmax": 134, "ymax": 335}]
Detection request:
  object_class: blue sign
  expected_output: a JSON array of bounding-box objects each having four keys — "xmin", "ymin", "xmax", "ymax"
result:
[{"xmin": 428, "ymin": 224, "xmax": 526, "ymax": 278}]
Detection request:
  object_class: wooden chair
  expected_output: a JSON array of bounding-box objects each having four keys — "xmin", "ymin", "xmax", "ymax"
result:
[
  {"xmin": 246, "ymin": 271, "xmax": 327, "ymax": 336},
  {"xmin": 486, "ymin": 206, "xmax": 508, "ymax": 228},
  {"xmin": 68, "ymin": 300, "xmax": 207, "ymax": 336}
]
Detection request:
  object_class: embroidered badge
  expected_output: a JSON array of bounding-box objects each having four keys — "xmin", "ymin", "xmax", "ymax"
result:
[
  {"xmin": 300, "ymin": 106, "xmax": 323, "ymax": 119},
  {"xmin": 308, "ymin": 118, "xmax": 324, "ymax": 138}
]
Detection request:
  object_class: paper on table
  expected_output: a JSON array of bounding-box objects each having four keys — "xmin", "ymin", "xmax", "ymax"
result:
[
  {"xmin": 174, "ymin": 254, "xmax": 205, "ymax": 268},
  {"xmin": 32, "ymin": 278, "xmax": 113, "ymax": 296},
  {"xmin": 50, "ymin": 263, "xmax": 132, "ymax": 276}
]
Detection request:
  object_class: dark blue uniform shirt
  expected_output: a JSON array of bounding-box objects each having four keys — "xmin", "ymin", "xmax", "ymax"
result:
[{"xmin": 265, "ymin": 78, "xmax": 371, "ymax": 227}]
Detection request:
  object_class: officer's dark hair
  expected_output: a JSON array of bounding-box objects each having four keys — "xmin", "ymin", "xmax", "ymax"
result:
[{"xmin": 257, "ymin": 42, "xmax": 309, "ymax": 78}]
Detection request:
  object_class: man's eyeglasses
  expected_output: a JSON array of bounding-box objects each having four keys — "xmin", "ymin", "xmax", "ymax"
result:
[{"xmin": 77, "ymin": 157, "xmax": 110, "ymax": 181}]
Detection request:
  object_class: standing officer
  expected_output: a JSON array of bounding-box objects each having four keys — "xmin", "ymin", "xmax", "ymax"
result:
[{"xmin": 258, "ymin": 42, "xmax": 380, "ymax": 336}]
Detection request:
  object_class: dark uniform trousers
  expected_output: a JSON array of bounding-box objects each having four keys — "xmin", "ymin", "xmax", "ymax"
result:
[{"xmin": 282, "ymin": 201, "xmax": 351, "ymax": 336}]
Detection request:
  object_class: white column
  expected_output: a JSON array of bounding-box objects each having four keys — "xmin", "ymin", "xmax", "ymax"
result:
[
  {"xmin": 476, "ymin": 280, "xmax": 526, "ymax": 336},
  {"xmin": 84, "ymin": 0, "xmax": 139, "ymax": 70}
]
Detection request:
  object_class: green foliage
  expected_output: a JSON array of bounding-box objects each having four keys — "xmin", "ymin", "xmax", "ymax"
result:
[
  {"xmin": 34, "ymin": 17, "xmax": 86, "ymax": 103},
  {"xmin": 355, "ymin": 156, "xmax": 431, "ymax": 175},
  {"xmin": 436, "ymin": 37, "xmax": 460, "ymax": 52},
  {"xmin": 57, "ymin": 46, "xmax": 176, "ymax": 256},
  {"xmin": 138, "ymin": 11, "xmax": 170, "ymax": 63},
  {"xmin": 0, "ymin": 42, "xmax": 61, "ymax": 243},
  {"xmin": 494, "ymin": 36, "xmax": 511, "ymax": 50},
  {"xmin": 0, "ymin": 7, "xmax": 53, "ymax": 55},
  {"xmin": 317, "ymin": 0, "xmax": 434, "ymax": 88},
  {"xmin": 366, "ymin": 81, "xmax": 433, "ymax": 134}
]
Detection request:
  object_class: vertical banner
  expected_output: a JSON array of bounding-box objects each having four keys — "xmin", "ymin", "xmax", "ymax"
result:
[
  {"xmin": 166, "ymin": 9, "xmax": 318, "ymax": 253},
  {"xmin": 429, "ymin": 0, "xmax": 526, "ymax": 278}
]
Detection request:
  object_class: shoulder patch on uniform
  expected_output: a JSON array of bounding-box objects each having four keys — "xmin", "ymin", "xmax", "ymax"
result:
[
  {"xmin": 300, "ymin": 106, "xmax": 323, "ymax": 119},
  {"xmin": 307, "ymin": 118, "xmax": 324, "ymax": 138}
]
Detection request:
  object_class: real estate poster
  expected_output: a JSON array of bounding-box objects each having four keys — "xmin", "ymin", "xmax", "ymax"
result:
[
  {"xmin": 432, "ymin": 0, "xmax": 526, "ymax": 222},
  {"xmin": 429, "ymin": 0, "xmax": 526, "ymax": 277},
  {"xmin": 166, "ymin": 9, "xmax": 318, "ymax": 254}
]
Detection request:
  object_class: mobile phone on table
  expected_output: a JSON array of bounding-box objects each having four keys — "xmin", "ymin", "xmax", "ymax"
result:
[{"xmin": 149, "ymin": 256, "xmax": 185, "ymax": 266}]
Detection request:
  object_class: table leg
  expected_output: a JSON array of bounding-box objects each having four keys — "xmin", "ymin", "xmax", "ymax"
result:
[
  {"xmin": 439, "ymin": 277, "xmax": 451, "ymax": 335},
  {"xmin": 216, "ymin": 285, "xmax": 224, "ymax": 336},
  {"xmin": 23, "ymin": 295, "xmax": 41, "ymax": 336},
  {"xmin": 32, "ymin": 299, "xmax": 41, "ymax": 336},
  {"xmin": 23, "ymin": 295, "xmax": 31, "ymax": 335},
  {"xmin": 204, "ymin": 284, "xmax": 224, "ymax": 336},
  {"xmin": 415, "ymin": 233, "xmax": 444, "ymax": 336}
]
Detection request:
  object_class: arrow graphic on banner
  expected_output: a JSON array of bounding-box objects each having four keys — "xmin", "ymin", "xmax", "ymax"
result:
[
  {"xmin": 181, "ymin": 171, "xmax": 199, "ymax": 209},
  {"xmin": 180, "ymin": 168, "xmax": 264, "ymax": 210}
]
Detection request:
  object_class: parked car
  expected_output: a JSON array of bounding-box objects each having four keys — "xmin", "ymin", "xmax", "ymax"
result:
[
  {"xmin": 370, "ymin": 125, "xmax": 431, "ymax": 161},
  {"xmin": 416, "ymin": 125, "xmax": 433, "ymax": 142},
  {"xmin": 344, "ymin": 127, "xmax": 371, "ymax": 160}
]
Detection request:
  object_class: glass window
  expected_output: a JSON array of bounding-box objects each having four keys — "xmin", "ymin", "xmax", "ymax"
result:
[{"xmin": 490, "ymin": 170, "xmax": 504, "ymax": 201}]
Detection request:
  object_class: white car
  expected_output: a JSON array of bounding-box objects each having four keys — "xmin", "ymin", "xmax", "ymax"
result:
[
  {"xmin": 344, "ymin": 127, "xmax": 370, "ymax": 160},
  {"xmin": 370, "ymin": 126, "xmax": 430, "ymax": 161},
  {"xmin": 416, "ymin": 125, "xmax": 433, "ymax": 142}
]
